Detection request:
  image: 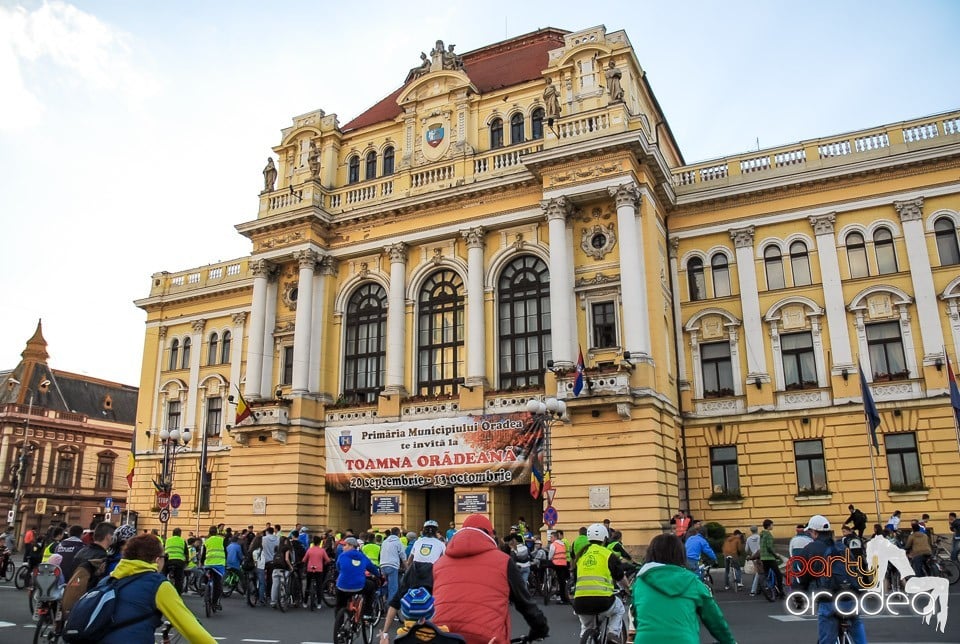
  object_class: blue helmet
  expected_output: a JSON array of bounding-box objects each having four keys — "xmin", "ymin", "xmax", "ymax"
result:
[{"xmin": 400, "ymin": 587, "xmax": 435, "ymax": 621}]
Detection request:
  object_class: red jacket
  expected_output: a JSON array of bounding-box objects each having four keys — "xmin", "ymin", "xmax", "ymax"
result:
[{"xmin": 433, "ymin": 527, "xmax": 511, "ymax": 644}]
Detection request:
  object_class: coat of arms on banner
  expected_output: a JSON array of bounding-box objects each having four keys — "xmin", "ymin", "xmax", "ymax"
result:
[
  {"xmin": 426, "ymin": 124, "xmax": 444, "ymax": 148},
  {"xmin": 339, "ymin": 430, "xmax": 353, "ymax": 453}
]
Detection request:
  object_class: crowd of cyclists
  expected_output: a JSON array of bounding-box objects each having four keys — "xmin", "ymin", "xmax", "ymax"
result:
[{"xmin": 1, "ymin": 504, "xmax": 957, "ymax": 643}]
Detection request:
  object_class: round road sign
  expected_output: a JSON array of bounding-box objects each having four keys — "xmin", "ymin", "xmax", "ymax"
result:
[
  {"xmin": 170, "ymin": 494, "xmax": 181, "ymax": 509},
  {"xmin": 158, "ymin": 508, "xmax": 170, "ymax": 524},
  {"xmin": 543, "ymin": 506, "xmax": 558, "ymax": 528}
]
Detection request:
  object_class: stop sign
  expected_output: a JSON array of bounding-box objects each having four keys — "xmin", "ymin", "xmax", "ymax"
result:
[{"xmin": 157, "ymin": 491, "xmax": 170, "ymax": 509}]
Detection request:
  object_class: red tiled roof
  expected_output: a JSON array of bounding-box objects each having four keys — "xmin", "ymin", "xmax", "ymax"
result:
[{"xmin": 342, "ymin": 28, "xmax": 569, "ymax": 132}]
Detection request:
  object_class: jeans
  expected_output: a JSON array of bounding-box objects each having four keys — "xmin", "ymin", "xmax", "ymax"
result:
[
  {"xmin": 762, "ymin": 560, "xmax": 783, "ymax": 593},
  {"xmin": 817, "ymin": 599, "xmax": 866, "ymax": 644},
  {"xmin": 910, "ymin": 554, "xmax": 929, "ymax": 577},
  {"xmin": 518, "ymin": 564, "xmax": 530, "ymax": 588},
  {"xmin": 256, "ymin": 568, "xmax": 266, "ymax": 604},
  {"xmin": 724, "ymin": 556, "xmax": 742, "ymax": 586},
  {"xmin": 950, "ymin": 538, "xmax": 960, "ymax": 565},
  {"xmin": 381, "ymin": 565, "xmax": 399, "ymax": 604},
  {"xmin": 271, "ymin": 568, "xmax": 288, "ymax": 605},
  {"xmin": 577, "ymin": 596, "xmax": 625, "ymax": 640}
]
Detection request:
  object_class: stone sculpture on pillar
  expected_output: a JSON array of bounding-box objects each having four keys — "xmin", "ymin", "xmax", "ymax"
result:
[
  {"xmin": 605, "ymin": 61, "xmax": 624, "ymax": 103},
  {"xmin": 543, "ymin": 77, "xmax": 561, "ymax": 121},
  {"xmin": 307, "ymin": 142, "xmax": 320, "ymax": 179},
  {"xmin": 262, "ymin": 158, "xmax": 277, "ymax": 193}
]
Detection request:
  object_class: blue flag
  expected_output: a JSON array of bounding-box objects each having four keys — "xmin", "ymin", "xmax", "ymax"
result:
[
  {"xmin": 859, "ymin": 365, "xmax": 881, "ymax": 453},
  {"xmin": 573, "ymin": 347, "xmax": 585, "ymax": 397},
  {"xmin": 947, "ymin": 353, "xmax": 960, "ymax": 429}
]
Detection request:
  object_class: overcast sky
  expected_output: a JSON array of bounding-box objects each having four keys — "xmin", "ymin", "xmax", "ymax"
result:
[{"xmin": 1, "ymin": 0, "xmax": 958, "ymax": 387}]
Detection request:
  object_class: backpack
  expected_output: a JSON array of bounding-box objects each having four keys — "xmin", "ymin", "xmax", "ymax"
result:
[
  {"xmin": 852, "ymin": 510, "xmax": 868, "ymax": 526},
  {"xmin": 514, "ymin": 544, "xmax": 530, "ymax": 563},
  {"xmin": 62, "ymin": 572, "xmax": 160, "ymax": 643},
  {"xmin": 272, "ymin": 546, "xmax": 288, "ymax": 567},
  {"xmin": 820, "ymin": 538, "xmax": 866, "ymax": 592},
  {"xmin": 291, "ymin": 540, "xmax": 306, "ymax": 565},
  {"xmin": 62, "ymin": 559, "xmax": 106, "ymax": 614},
  {"xmin": 241, "ymin": 549, "xmax": 256, "ymax": 571}
]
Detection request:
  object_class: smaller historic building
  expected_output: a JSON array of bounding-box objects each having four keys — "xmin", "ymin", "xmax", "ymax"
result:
[{"xmin": 0, "ymin": 321, "xmax": 138, "ymax": 545}]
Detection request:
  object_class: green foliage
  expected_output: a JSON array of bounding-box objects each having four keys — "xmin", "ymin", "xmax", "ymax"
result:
[{"xmin": 703, "ymin": 521, "xmax": 727, "ymax": 556}]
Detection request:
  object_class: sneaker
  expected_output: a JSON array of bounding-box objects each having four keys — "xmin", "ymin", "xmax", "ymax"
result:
[
  {"xmin": 749, "ymin": 592, "xmax": 756, "ymax": 596},
  {"xmin": 737, "ymin": 583, "xmax": 745, "ymax": 590},
  {"xmin": 302, "ymin": 603, "xmax": 309, "ymax": 609},
  {"xmin": 724, "ymin": 586, "xmax": 730, "ymax": 590}
]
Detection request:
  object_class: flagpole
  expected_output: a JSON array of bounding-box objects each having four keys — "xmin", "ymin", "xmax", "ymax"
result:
[
  {"xmin": 858, "ymin": 356, "xmax": 883, "ymax": 525},
  {"xmin": 864, "ymin": 414, "xmax": 882, "ymax": 526}
]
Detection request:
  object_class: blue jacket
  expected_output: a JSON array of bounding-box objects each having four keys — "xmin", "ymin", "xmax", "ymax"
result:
[
  {"xmin": 336, "ymin": 549, "xmax": 379, "ymax": 592},
  {"xmin": 226, "ymin": 541, "xmax": 243, "ymax": 570},
  {"xmin": 685, "ymin": 533, "xmax": 717, "ymax": 563},
  {"xmin": 100, "ymin": 570, "xmax": 165, "ymax": 644}
]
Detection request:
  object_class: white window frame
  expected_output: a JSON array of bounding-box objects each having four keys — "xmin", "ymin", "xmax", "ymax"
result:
[
  {"xmin": 848, "ymin": 286, "xmax": 921, "ymax": 402},
  {"xmin": 684, "ymin": 309, "xmax": 744, "ymax": 416},
  {"xmin": 764, "ymin": 298, "xmax": 830, "ymax": 410}
]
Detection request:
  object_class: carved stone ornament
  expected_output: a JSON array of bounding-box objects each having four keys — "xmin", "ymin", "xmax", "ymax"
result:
[
  {"xmin": 461, "ymin": 227, "xmax": 486, "ymax": 249},
  {"xmin": 231, "ymin": 312, "xmax": 248, "ymax": 326},
  {"xmin": 281, "ymin": 281, "xmax": 299, "ymax": 311},
  {"xmin": 867, "ymin": 294, "xmax": 894, "ymax": 319},
  {"xmin": 581, "ymin": 224, "xmax": 617, "ymax": 260},
  {"xmin": 320, "ymin": 256, "xmax": 339, "ymax": 277},
  {"xmin": 894, "ymin": 197, "xmax": 924, "ymax": 223},
  {"xmin": 608, "ymin": 183, "xmax": 641, "ymax": 210},
  {"xmin": 191, "ymin": 319, "xmax": 206, "ymax": 334},
  {"xmin": 809, "ymin": 213, "xmax": 836, "ymax": 236},
  {"xmin": 540, "ymin": 197, "xmax": 575, "ymax": 222},
  {"xmin": 385, "ymin": 242, "xmax": 408, "ymax": 263},
  {"xmin": 781, "ymin": 305, "xmax": 806, "ymax": 330},
  {"xmin": 575, "ymin": 272, "xmax": 618, "ymax": 288},
  {"xmin": 250, "ymin": 259, "xmax": 276, "ymax": 278},
  {"xmin": 700, "ymin": 316, "xmax": 725, "ymax": 340},
  {"xmin": 431, "ymin": 248, "xmax": 444, "ymax": 265},
  {"xmin": 668, "ymin": 237, "xmax": 680, "ymax": 259},
  {"xmin": 729, "ymin": 226, "xmax": 756, "ymax": 249}
]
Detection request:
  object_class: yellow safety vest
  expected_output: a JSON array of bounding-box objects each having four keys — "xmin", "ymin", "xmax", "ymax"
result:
[
  {"xmin": 204, "ymin": 535, "xmax": 226, "ymax": 567},
  {"xmin": 574, "ymin": 544, "xmax": 615, "ymax": 598},
  {"xmin": 165, "ymin": 535, "xmax": 187, "ymax": 561},
  {"xmin": 361, "ymin": 542, "xmax": 381, "ymax": 566}
]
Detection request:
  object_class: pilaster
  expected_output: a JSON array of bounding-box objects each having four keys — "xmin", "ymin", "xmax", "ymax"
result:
[
  {"xmin": 542, "ymin": 197, "xmax": 576, "ymax": 368},
  {"xmin": 461, "ymin": 227, "xmax": 488, "ymax": 391},
  {"xmin": 808, "ymin": 213, "xmax": 855, "ymax": 373},
  {"xmin": 292, "ymin": 249, "xmax": 319, "ymax": 393},
  {"xmin": 609, "ymin": 182, "xmax": 652, "ymax": 363},
  {"xmin": 728, "ymin": 226, "xmax": 768, "ymax": 381},
  {"xmin": 384, "ymin": 242, "xmax": 409, "ymax": 397}
]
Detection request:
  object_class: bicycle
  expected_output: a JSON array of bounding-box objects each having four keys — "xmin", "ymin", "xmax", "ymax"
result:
[
  {"xmin": 578, "ymin": 587, "xmax": 630, "ymax": 644},
  {"xmin": 159, "ymin": 620, "xmax": 183, "ymax": 644},
  {"xmin": 758, "ymin": 562, "xmax": 782, "ymax": 602},
  {"xmin": 831, "ymin": 611, "xmax": 855, "ymax": 644},
  {"xmin": 541, "ymin": 566, "xmax": 560, "ymax": 605},
  {"xmin": 305, "ymin": 570, "xmax": 324, "ymax": 611},
  {"xmin": 696, "ymin": 562, "xmax": 715, "ymax": 592},
  {"xmin": 32, "ymin": 564, "xmax": 63, "ymax": 644},
  {"xmin": 202, "ymin": 567, "xmax": 222, "ymax": 618},
  {"xmin": 333, "ymin": 591, "xmax": 375, "ymax": 644},
  {"xmin": 275, "ymin": 570, "xmax": 294, "ymax": 613},
  {"xmin": 222, "ymin": 567, "xmax": 245, "ymax": 598},
  {"xmin": 15, "ymin": 561, "xmax": 36, "ymax": 590},
  {"xmin": 245, "ymin": 568, "xmax": 262, "ymax": 607},
  {"xmin": 924, "ymin": 555, "xmax": 960, "ymax": 585},
  {"xmin": 0, "ymin": 550, "xmax": 15, "ymax": 582},
  {"xmin": 323, "ymin": 565, "xmax": 339, "ymax": 607}
]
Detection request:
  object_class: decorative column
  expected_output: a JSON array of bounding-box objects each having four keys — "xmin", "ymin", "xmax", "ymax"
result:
[
  {"xmin": 292, "ymin": 249, "xmax": 319, "ymax": 393},
  {"xmin": 309, "ymin": 257, "xmax": 337, "ymax": 395},
  {"xmin": 228, "ymin": 313, "xmax": 246, "ymax": 423},
  {"xmin": 809, "ymin": 214, "xmax": 854, "ymax": 372},
  {"xmin": 668, "ymin": 239, "xmax": 688, "ymax": 388},
  {"xmin": 542, "ymin": 197, "xmax": 575, "ymax": 368},
  {"xmin": 729, "ymin": 226, "xmax": 768, "ymax": 382},
  {"xmin": 461, "ymin": 227, "xmax": 487, "ymax": 387},
  {"xmin": 609, "ymin": 183, "xmax": 652, "ymax": 362},
  {"xmin": 260, "ymin": 270, "xmax": 279, "ymax": 397},
  {"xmin": 384, "ymin": 243, "xmax": 409, "ymax": 396},
  {"xmin": 894, "ymin": 197, "xmax": 945, "ymax": 364},
  {"xmin": 244, "ymin": 260, "xmax": 272, "ymax": 399},
  {"xmin": 153, "ymin": 326, "xmax": 167, "ymax": 431},
  {"xmin": 186, "ymin": 319, "xmax": 204, "ymax": 430},
  {"xmin": 0, "ymin": 434, "xmax": 9, "ymax": 481}
]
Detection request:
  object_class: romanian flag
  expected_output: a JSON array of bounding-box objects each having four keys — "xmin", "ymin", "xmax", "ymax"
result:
[
  {"xmin": 946, "ymin": 353, "xmax": 960, "ymax": 429},
  {"xmin": 530, "ymin": 454, "xmax": 544, "ymax": 500},
  {"xmin": 573, "ymin": 346, "xmax": 585, "ymax": 397},
  {"xmin": 125, "ymin": 429, "xmax": 136, "ymax": 488},
  {"xmin": 235, "ymin": 386, "xmax": 252, "ymax": 424}
]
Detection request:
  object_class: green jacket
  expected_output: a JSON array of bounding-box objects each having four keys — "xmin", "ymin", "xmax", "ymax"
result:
[
  {"xmin": 632, "ymin": 562, "xmax": 736, "ymax": 644},
  {"xmin": 759, "ymin": 530, "xmax": 778, "ymax": 561}
]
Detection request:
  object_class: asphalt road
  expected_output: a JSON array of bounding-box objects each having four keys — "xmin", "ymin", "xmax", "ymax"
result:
[{"xmin": 1, "ymin": 573, "xmax": 958, "ymax": 643}]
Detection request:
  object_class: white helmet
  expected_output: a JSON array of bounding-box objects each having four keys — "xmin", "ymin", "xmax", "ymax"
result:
[{"xmin": 586, "ymin": 523, "xmax": 608, "ymax": 542}]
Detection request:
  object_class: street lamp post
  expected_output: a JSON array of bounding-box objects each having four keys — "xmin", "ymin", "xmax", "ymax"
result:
[
  {"xmin": 157, "ymin": 428, "xmax": 192, "ymax": 541},
  {"xmin": 525, "ymin": 397, "xmax": 567, "ymax": 475},
  {"xmin": 6, "ymin": 377, "xmax": 48, "ymax": 545}
]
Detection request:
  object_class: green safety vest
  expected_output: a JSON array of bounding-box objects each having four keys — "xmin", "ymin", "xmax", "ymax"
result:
[
  {"xmin": 204, "ymin": 535, "xmax": 226, "ymax": 567},
  {"xmin": 606, "ymin": 541, "xmax": 621, "ymax": 553},
  {"xmin": 562, "ymin": 538, "xmax": 572, "ymax": 562},
  {"xmin": 165, "ymin": 535, "xmax": 187, "ymax": 561},
  {"xmin": 574, "ymin": 544, "xmax": 615, "ymax": 598},
  {"xmin": 41, "ymin": 541, "xmax": 57, "ymax": 563},
  {"xmin": 361, "ymin": 542, "xmax": 381, "ymax": 566}
]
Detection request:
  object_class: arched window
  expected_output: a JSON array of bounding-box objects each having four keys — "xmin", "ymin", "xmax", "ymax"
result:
[
  {"xmin": 874, "ymin": 228, "xmax": 898, "ymax": 274},
  {"xmin": 365, "ymin": 151, "xmax": 377, "ymax": 180},
  {"xmin": 343, "ymin": 283, "xmax": 388, "ymax": 404},
  {"xmin": 207, "ymin": 332, "xmax": 219, "ymax": 365},
  {"xmin": 498, "ymin": 256, "xmax": 551, "ymax": 389},
  {"xmin": 687, "ymin": 257, "xmax": 706, "ymax": 301},
  {"xmin": 846, "ymin": 232, "xmax": 869, "ymax": 278},
  {"xmin": 711, "ymin": 254, "xmax": 731, "ymax": 298},
  {"xmin": 348, "ymin": 155, "xmax": 360, "ymax": 184},
  {"xmin": 790, "ymin": 241, "xmax": 812, "ymax": 286},
  {"xmin": 417, "ymin": 270, "xmax": 465, "ymax": 396},
  {"xmin": 382, "ymin": 146, "xmax": 395, "ymax": 176},
  {"xmin": 531, "ymin": 108, "xmax": 545, "ymax": 140},
  {"xmin": 510, "ymin": 113, "xmax": 524, "ymax": 144},
  {"xmin": 764, "ymin": 246, "xmax": 785, "ymax": 290},
  {"xmin": 934, "ymin": 217, "xmax": 960, "ymax": 266},
  {"xmin": 220, "ymin": 330, "xmax": 231, "ymax": 364},
  {"xmin": 490, "ymin": 118, "xmax": 503, "ymax": 149},
  {"xmin": 181, "ymin": 337, "xmax": 191, "ymax": 369},
  {"xmin": 169, "ymin": 339, "xmax": 180, "ymax": 371}
]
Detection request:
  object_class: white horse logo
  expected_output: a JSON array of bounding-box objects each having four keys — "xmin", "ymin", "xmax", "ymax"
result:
[{"xmin": 864, "ymin": 536, "xmax": 949, "ymax": 633}]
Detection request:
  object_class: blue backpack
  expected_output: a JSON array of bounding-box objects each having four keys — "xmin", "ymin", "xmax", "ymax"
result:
[
  {"xmin": 821, "ymin": 538, "xmax": 866, "ymax": 592},
  {"xmin": 62, "ymin": 572, "xmax": 160, "ymax": 643}
]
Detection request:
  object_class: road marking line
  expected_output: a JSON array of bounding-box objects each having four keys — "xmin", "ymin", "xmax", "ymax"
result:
[
  {"xmin": 0, "ymin": 621, "xmax": 15, "ymax": 628},
  {"xmin": 241, "ymin": 640, "xmax": 280, "ymax": 643}
]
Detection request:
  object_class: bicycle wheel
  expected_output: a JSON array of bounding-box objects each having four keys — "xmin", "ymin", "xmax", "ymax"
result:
[
  {"xmin": 246, "ymin": 572, "xmax": 259, "ymax": 607},
  {"xmin": 222, "ymin": 571, "xmax": 237, "ymax": 598},
  {"xmin": 334, "ymin": 608, "xmax": 354, "ymax": 644},
  {"xmin": 543, "ymin": 571, "xmax": 557, "ymax": 605},
  {"xmin": 28, "ymin": 585, "xmax": 35, "ymax": 614},
  {"xmin": 204, "ymin": 578, "xmax": 213, "ymax": 618},
  {"xmin": 308, "ymin": 580, "xmax": 318, "ymax": 611},
  {"xmin": 33, "ymin": 610, "xmax": 53, "ymax": 644},
  {"xmin": 578, "ymin": 627, "xmax": 601, "ymax": 644},
  {"xmin": 940, "ymin": 560, "xmax": 960, "ymax": 585},
  {"xmin": 323, "ymin": 573, "xmax": 338, "ymax": 607},
  {"xmin": 361, "ymin": 612, "xmax": 374, "ymax": 644},
  {"xmin": 759, "ymin": 572, "xmax": 774, "ymax": 602},
  {"xmin": 278, "ymin": 578, "xmax": 290, "ymax": 612},
  {"xmin": 2, "ymin": 559, "xmax": 14, "ymax": 582},
  {"xmin": 15, "ymin": 564, "xmax": 31, "ymax": 590}
]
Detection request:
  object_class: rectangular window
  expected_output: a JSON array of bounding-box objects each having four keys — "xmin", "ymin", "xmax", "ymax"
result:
[
  {"xmin": 701, "ymin": 342, "xmax": 734, "ymax": 397},
  {"xmin": 885, "ymin": 433, "xmax": 923, "ymax": 490},
  {"xmin": 166, "ymin": 400, "xmax": 181, "ymax": 431},
  {"xmin": 205, "ymin": 397, "xmax": 222, "ymax": 437},
  {"xmin": 199, "ymin": 471, "xmax": 212, "ymax": 512},
  {"xmin": 794, "ymin": 440, "xmax": 828, "ymax": 495},
  {"xmin": 591, "ymin": 302, "xmax": 617, "ymax": 348},
  {"xmin": 282, "ymin": 346, "xmax": 294, "ymax": 385},
  {"xmin": 866, "ymin": 321, "xmax": 908, "ymax": 380},
  {"xmin": 710, "ymin": 446, "xmax": 740, "ymax": 495},
  {"xmin": 95, "ymin": 459, "xmax": 114, "ymax": 490},
  {"xmin": 55, "ymin": 454, "xmax": 74, "ymax": 488},
  {"xmin": 781, "ymin": 332, "xmax": 817, "ymax": 389}
]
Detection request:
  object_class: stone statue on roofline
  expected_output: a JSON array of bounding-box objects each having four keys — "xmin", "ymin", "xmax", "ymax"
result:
[
  {"xmin": 543, "ymin": 77, "xmax": 561, "ymax": 120},
  {"xmin": 307, "ymin": 141, "xmax": 320, "ymax": 178},
  {"xmin": 262, "ymin": 157, "xmax": 277, "ymax": 192},
  {"xmin": 443, "ymin": 43, "xmax": 463, "ymax": 70},
  {"xmin": 605, "ymin": 61, "xmax": 624, "ymax": 103},
  {"xmin": 406, "ymin": 51, "xmax": 431, "ymax": 82}
]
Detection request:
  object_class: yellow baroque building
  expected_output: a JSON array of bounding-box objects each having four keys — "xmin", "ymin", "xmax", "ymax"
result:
[{"xmin": 130, "ymin": 25, "xmax": 960, "ymax": 543}]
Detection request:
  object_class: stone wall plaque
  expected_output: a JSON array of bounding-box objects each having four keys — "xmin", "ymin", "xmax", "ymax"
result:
[
  {"xmin": 867, "ymin": 294, "xmax": 893, "ymax": 319},
  {"xmin": 701, "ymin": 316, "xmax": 724, "ymax": 340},
  {"xmin": 589, "ymin": 486, "xmax": 610, "ymax": 510}
]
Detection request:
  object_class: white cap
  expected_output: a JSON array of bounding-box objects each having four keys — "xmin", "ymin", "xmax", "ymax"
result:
[{"xmin": 804, "ymin": 515, "xmax": 831, "ymax": 531}]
